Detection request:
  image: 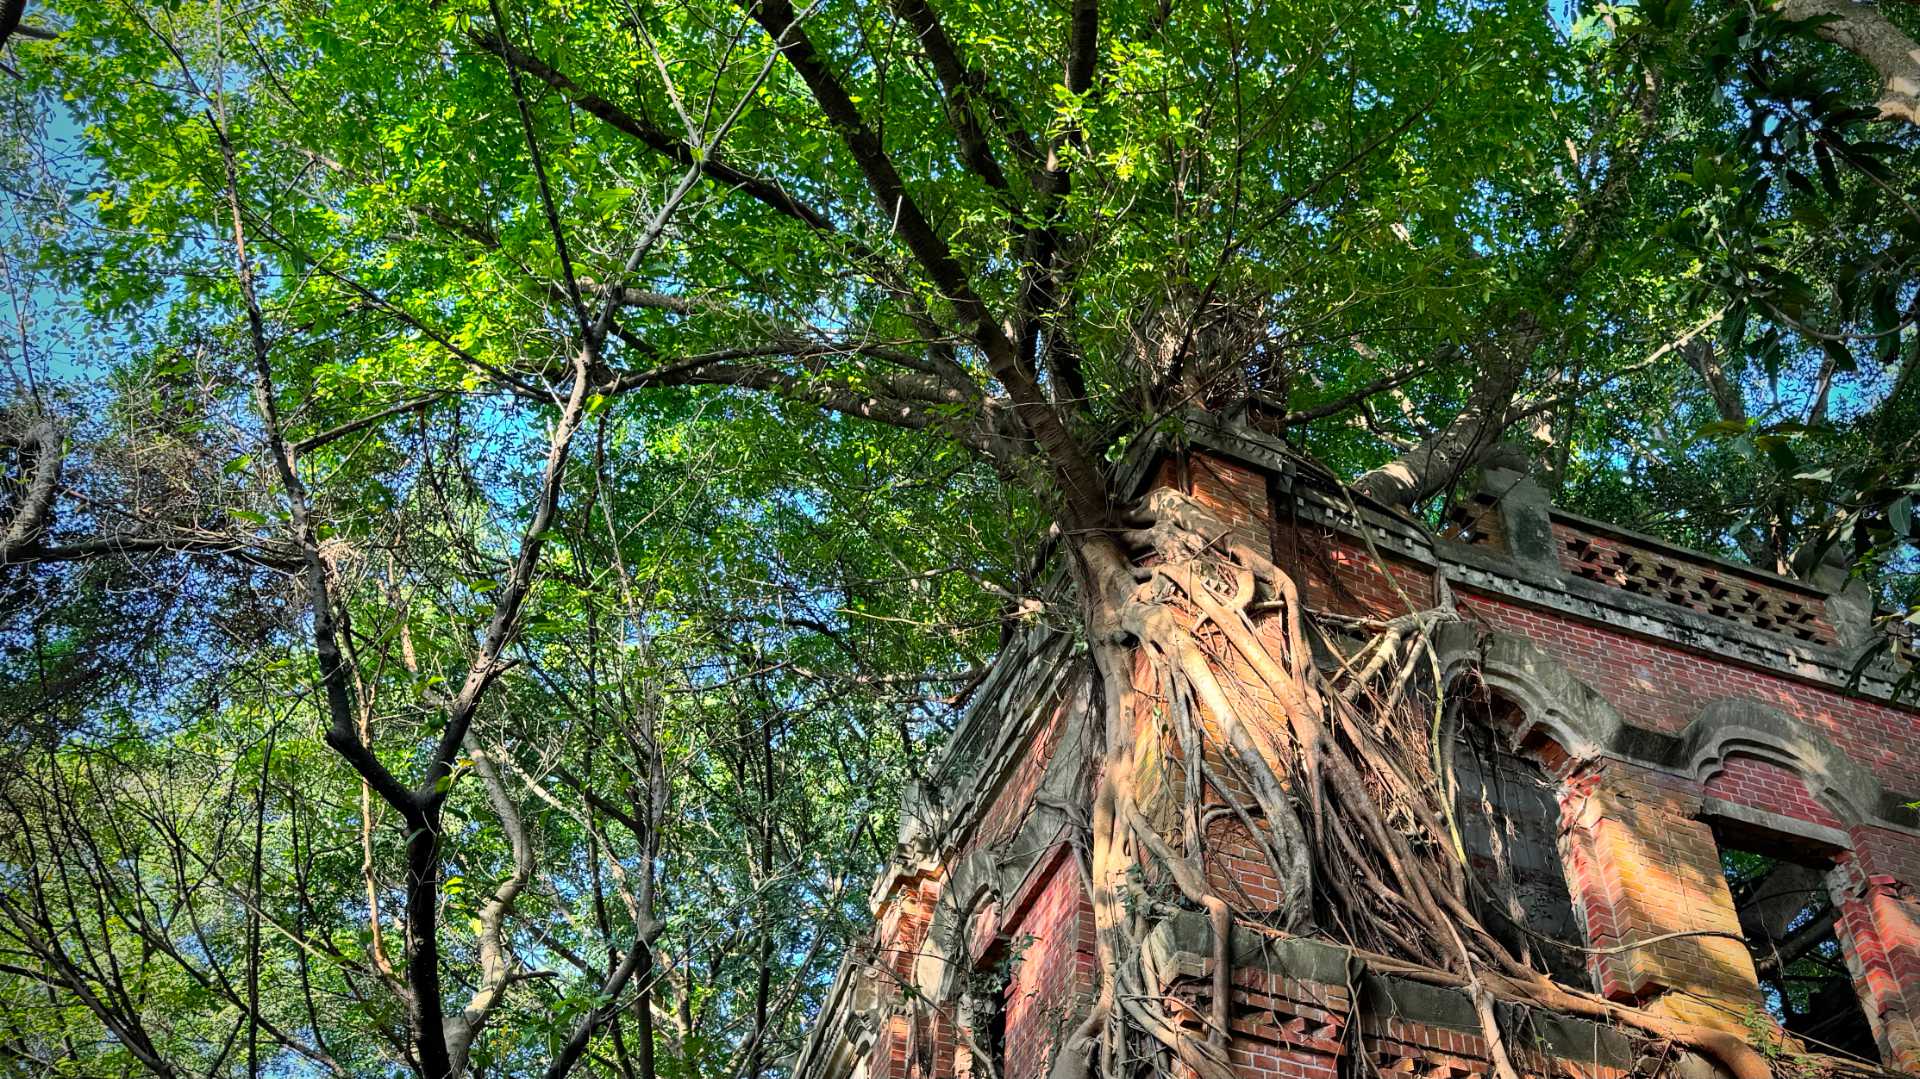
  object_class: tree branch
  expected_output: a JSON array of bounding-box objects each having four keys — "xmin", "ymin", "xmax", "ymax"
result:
[
  {"xmin": 290, "ymin": 392, "xmax": 452, "ymax": 454},
  {"xmin": 1281, "ymin": 359, "xmax": 1444, "ymax": 427},
  {"xmin": 0, "ymin": 417, "xmax": 62, "ymax": 562},
  {"xmin": 1352, "ymin": 75, "xmax": 1658, "ymax": 508},
  {"xmin": 443, "ymin": 745, "xmax": 538, "ymax": 1076},
  {"xmin": 6, "ymin": 532, "xmax": 304, "ymax": 571},
  {"xmin": 882, "ymin": 0, "xmax": 1013, "ymax": 189},
  {"xmin": 466, "ymin": 30, "xmax": 845, "ymax": 236},
  {"xmin": 613, "ymin": 352, "xmax": 1011, "ymax": 461},
  {"xmin": 1775, "ymin": 0, "xmax": 1920, "ymax": 129},
  {"xmin": 737, "ymin": 0, "xmax": 1106, "ymax": 527}
]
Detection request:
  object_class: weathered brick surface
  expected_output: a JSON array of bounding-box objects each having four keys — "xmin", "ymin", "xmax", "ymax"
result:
[
  {"xmin": 1162, "ymin": 454, "xmax": 1276, "ymax": 560},
  {"xmin": 1551, "ymin": 523, "xmax": 1837, "ymax": 644},
  {"xmin": 1703, "ymin": 754, "xmax": 1847, "ymax": 831},
  {"xmin": 1000, "ymin": 848, "xmax": 1096, "ymax": 1079},
  {"xmin": 887, "ymin": 877, "xmax": 941, "ymax": 975},
  {"xmin": 1462, "ymin": 592, "xmax": 1920, "ymax": 793},
  {"xmin": 1161, "ymin": 962, "xmax": 1636, "ymax": 1079},
  {"xmin": 1560, "ymin": 759, "xmax": 1766, "ymax": 1023},
  {"xmin": 976, "ymin": 695, "xmax": 1073, "ymax": 851},
  {"xmin": 1278, "ymin": 515, "xmax": 1920, "ymax": 797},
  {"xmin": 1836, "ymin": 856, "xmax": 1920, "ymax": 1070},
  {"xmin": 864, "ymin": 874, "xmax": 947, "ymax": 1079},
  {"xmin": 846, "ymin": 449, "xmax": 1920, "ymax": 1079}
]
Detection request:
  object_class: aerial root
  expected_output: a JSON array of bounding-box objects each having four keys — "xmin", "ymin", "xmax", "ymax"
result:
[{"xmin": 1063, "ymin": 489, "xmax": 1771, "ymax": 1079}]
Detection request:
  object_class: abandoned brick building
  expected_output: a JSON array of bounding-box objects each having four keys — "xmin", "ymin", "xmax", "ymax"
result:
[{"xmin": 792, "ymin": 418, "xmax": 1920, "ymax": 1079}]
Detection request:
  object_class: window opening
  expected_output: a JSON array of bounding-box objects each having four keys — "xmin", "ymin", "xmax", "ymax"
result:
[
  {"xmin": 1712, "ymin": 825, "xmax": 1879, "ymax": 1062},
  {"xmin": 984, "ymin": 990, "xmax": 1007, "ymax": 1075},
  {"xmin": 1450, "ymin": 694, "xmax": 1588, "ymax": 987},
  {"xmin": 963, "ymin": 959, "xmax": 1011, "ymax": 1079}
]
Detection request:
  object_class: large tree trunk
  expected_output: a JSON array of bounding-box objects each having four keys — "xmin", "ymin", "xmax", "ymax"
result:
[
  {"xmin": 1351, "ymin": 314, "xmax": 1541, "ymax": 509},
  {"xmin": 1776, "ymin": 0, "xmax": 1920, "ymax": 129},
  {"xmin": 1046, "ymin": 479, "xmax": 1775, "ymax": 1079},
  {"xmin": 1062, "ymin": 484, "xmax": 1483, "ymax": 1078}
]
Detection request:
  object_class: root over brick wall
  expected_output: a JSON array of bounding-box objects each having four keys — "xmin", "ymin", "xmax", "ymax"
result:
[{"xmin": 802, "ymin": 437, "xmax": 1920, "ymax": 1079}]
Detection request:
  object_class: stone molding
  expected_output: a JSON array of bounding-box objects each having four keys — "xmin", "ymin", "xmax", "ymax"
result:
[
  {"xmin": 1131, "ymin": 415, "xmax": 1915, "ymax": 707},
  {"xmin": 1678, "ymin": 698, "xmax": 1887, "ymax": 829},
  {"xmin": 1428, "ymin": 623, "xmax": 1919, "ymax": 834},
  {"xmin": 1697, "ymin": 796, "xmax": 1854, "ymax": 852},
  {"xmin": 1432, "ymin": 622, "xmax": 1626, "ymax": 760}
]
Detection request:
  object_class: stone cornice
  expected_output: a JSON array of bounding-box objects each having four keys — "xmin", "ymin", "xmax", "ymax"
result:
[
  {"xmin": 1136, "ymin": 417, "xmax": 1916, "ymax": 710},
  {"xmin": 1285, "ymin": 481, "xmax": 1915, "ymax": 706}
]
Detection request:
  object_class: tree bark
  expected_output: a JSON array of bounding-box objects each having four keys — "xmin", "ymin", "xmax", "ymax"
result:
[
  {"xmin": 0, "ymin": 418, "xmax": 62, "ymax": 562},
  {"xmin": 1776, "ymin": 0, "xmax": 1920, "ymax": 129},
  {"xmin": 1351, "ymin": 314, "xmax": 1540, "ymax": 509},
  {"xmin": 1684, "ymin": 338, "xmax": 1746, "ymax": 426}
]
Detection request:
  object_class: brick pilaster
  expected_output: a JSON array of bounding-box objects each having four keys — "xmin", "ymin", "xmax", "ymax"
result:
[
  {"xmin": 1559, "ymin": 761, "xmax": 1764, "ymax": 1029},
  {"xmin": 1832, "ymin": 854, "xmax": 1920, "ymax": 1070}
]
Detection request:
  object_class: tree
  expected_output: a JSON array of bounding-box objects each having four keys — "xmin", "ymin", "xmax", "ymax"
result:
[{"xmin": 0, "ymin": 0, "xmax": 1915, "ymax": 1075}]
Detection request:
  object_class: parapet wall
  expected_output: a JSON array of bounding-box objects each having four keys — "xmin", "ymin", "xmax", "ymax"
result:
[{"xmin": 794, "ymin": 422, "xmax": 1920, "ymax": 1079}]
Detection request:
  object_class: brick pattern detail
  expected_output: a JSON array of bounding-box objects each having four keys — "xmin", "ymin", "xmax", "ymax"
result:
[
  {"xmin": 1162, "ymin": 964, "xmax": 1634, "ymax": 1079},
  {"xmin": 1558, "ymin": 761, "xmax": 1765, "ymax": 1024},
  {"xmin": 1833, "ymin": 855, "xmax": 1920, "ymax": 1071},
  {"xmin": 1703, "ymin": 754, "xmax": 1846, "ymax": 830},
  {"xmin": 1553, "ymin": 524, "xmax": 1834, "ymax": 644},
  {"xmin": 1151, "ymin": 454, "xmax": 1280, "ymax": 570},
  {"xmin": 1001, "ymin": 854, "xmax": 1095, "ymax": 1079},
  {"xmin": 866, "ymin": 876, "xmax": 952, "ymax": 1079},
  {"xmin": 1202, "ymin": 815, "xmax": 1287, "ymax": 914},
  {"xmin": 1437, "ymin": 492, "xmax": 1504, "ymax": 551},
  {"xmin": 1463, "ymin": 592, "xmax": 1920, "ymax": 794}
]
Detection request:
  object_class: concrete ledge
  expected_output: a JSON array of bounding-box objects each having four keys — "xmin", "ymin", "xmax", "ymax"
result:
[{"xmin": 1698, "ymin": 795, "xmax": 1854, "ymax": 852}]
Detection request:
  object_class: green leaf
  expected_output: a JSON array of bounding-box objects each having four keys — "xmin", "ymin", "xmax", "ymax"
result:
[
  {"xmin": 1820, "ymin": 337, "xmax": 1855, "ymax": 374},
  {"xmin": 1754, "ymin": 434, "xmax": 1798, "ymax": 471},
  {"xmin": 1719, "ymin": 303, "xmax": 1748, "ymax": 355},
  {"xmin": 1696, "ymin": 418, "xmax": 1752, "ymax": 438},
  {"xmin": 1814, "ymin": 140, "xmax": 1840, "ymax": 198}
]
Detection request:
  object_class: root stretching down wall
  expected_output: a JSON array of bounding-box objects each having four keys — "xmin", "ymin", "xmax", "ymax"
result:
[{"xmin": 1056, "ymin": 487, "xmax": 1775, "ymax": 1079}]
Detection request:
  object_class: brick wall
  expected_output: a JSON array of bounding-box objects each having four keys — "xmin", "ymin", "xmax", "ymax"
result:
[
  {"xmin": 1163, "ymin": 958, "xmax": 1636, "ymax": 1079},
  {"xmin": 844, "ymin": 448, "xmax": 1920, "ymax": 1079},
  {"xmin": 1466, "ymin": 593, "xmax": 1920, "ymax": 794},
  {"xmin": 1164, "ymin": 454, "xmax": 1277, "ymax": 559},
  {"xmin": 1269, "ymin": 451, "xmax": 1920, "ymax": 1063},
  {"xmin": 865, "ymin": 875, "xmax": 945, "ymax": 1079},
  {"xmin": 999, "ymin": 848, "xmax": 1095, "ymax": 1079},
  {"xmin": 975, "ymin": 695, "xmax": 1072, "ymax": 850},
  {"xmin": 1833, "ymin": 858, "xmax": 1920, "ymax": 1069},
  {"xmin": 1551, "ymin": 523, "xmax": 1837, "ymax": 644},
  {"xmin": 1559, "ymin": 759, "xmax": 1766, "ymax": 1024},
  {"xmin": 1703, "ymin": 754, "xmax": 1847, "ymax": 831}
]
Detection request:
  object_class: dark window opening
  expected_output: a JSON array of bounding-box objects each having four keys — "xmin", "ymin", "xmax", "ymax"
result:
[
  {"xmin": 1712, "ymin": 826, "xmax": 1879, "ymax": 1063},
  {"xmin": 963, "ymin": 977, "xmax": 1009, "ymax": 1079},
  {"xmin": 984, "ymin": 991, "xmax": 1007, "ymax": 1069},
  {"xmin": 1450, "ymin": 696, "xmax": 1588, "ymax": 988}
]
